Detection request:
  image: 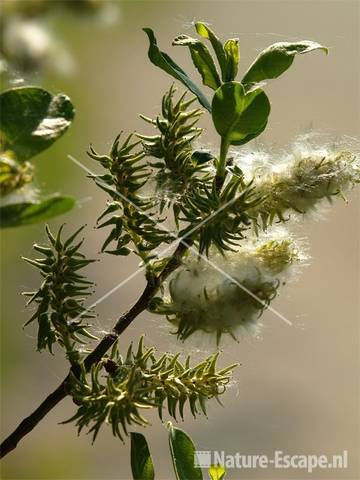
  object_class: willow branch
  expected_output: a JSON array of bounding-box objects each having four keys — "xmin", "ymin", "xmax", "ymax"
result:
[
  {"xmin": 0, "ymin": 135, "xmax": 230, "ymax": 458},
  {"xmin": 0, "ymin": 236, "xmax": 193, "ymax": 459}
]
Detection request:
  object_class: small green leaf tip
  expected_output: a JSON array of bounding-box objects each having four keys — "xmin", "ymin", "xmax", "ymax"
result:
[
  {"xmin": 172, "ymin": 34, "xmax": 221, "ymax": 90},
  {"xmin": 208, "ymin": 465, "xmax": 226, "ymax": 480},
  {"xmin": 194, "ymin": 21, "xmax": 240, "ymax": 83},
  {"xmin": 195, "ymin": 21, "xmax": 228, "ymax": 83}
]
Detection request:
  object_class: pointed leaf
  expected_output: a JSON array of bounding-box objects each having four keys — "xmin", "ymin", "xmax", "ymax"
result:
[
  {"xmin": 208, "ymin": 465, "xmax": 226, "ymax": 480},
  {"xmin": 173, "ymin": 35, "xmax": 221, "ymax": 90},
  {"xmin": 242, "ymin": 41, "xmax": 328, "ymax": 87},
  {"xmin": 195, "ymin": 22, "xmax": 227, "ymax": 82},
  {"xmin": 212, "ymin": 81, "xmax": 270, "ymax": 145},
  {"xmin": 224, "ymin": 39, "xmax": 240, "ymax": 82},
  {"xmin": 0, "ymin": 196, "xmax": 75, "ymax": 228},
  {"xmin": 0, "ymin": 87, "xmax": 75, "ymax": 162},
  {"xmin": 191, "ymin": 150, "xmax": 215, "ymax": 165},
  {"xmin": 143, "ymin": 28, "xmax": 211, "ymax": 112},
  {"xmin": 168, "ymin": 423, "xmax": 203, "ymax": 480},
  {"xmin": 130, "ymin": 432, "xmax": 155, "ymax": 480}
]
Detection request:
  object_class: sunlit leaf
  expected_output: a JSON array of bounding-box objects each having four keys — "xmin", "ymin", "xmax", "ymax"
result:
[
  {"xmin": 143, "ymin": 28, "xmax": 211, "ymax": 112},
  {"xmin": 242, "ymin": 41, "xmax": 328, "ymax": 87},
  {"xmin": 130, "ymin": 432, "xmax": 155, "ymax": 480},
  {"xmin": 0, "ymin": 196, "xmax": 75, "ymax": 228},
  {"xmin": 208, "ymin": 465, "xmax": 226, "ymax": 480},
  {"xmin": 0, "ymin": 86, "xmax": 75, "ymax": 162},
  {"xmin": 212, "ymin": 81, "xmax": 270, "ymax": 145},
  {"xmin": 224, "ymin": 39, "xmax": 240, "ymax": 82},
  {"xmin": 195, "ymin": 22, "xmax": 227, "ymax": 82},
  {"xmin": 173, "ymin": 34, "xmax": 221, "ymax": 90},
  {"xmin": 168, "ymin": 422, "xmax": 203, "ymax": 480}
]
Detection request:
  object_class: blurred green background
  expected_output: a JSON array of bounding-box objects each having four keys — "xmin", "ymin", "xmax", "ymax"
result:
[{"xmin": 1, "ymin": 1, "xmax": 359, "ymax": 479}]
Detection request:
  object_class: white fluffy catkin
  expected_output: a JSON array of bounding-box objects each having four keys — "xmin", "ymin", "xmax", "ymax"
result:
[
  {"xmin": 236, "ymin": 136, "xmax": 360, "ymax": 226},
  {"xmin": 165, "ymin": 232, "xmax": 304, "ymax": 344}
]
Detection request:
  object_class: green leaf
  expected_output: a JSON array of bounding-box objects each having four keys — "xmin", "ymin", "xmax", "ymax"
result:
[
  {"xmin": 208, "ymin": 465, "xmax": 226, "ymax": 480},
  {"xmin": 195, "ymin": 22, "xmax": 227, "ymax": 82},
  {"xmin": 130, "ymin": 432, "xmax": 155, "ymax": 480},
  {"xmin": 242, "ymin": 41, "xmax": 328, "ymax": 87},
  {"xmin": 233, "ymin": 119, "xmax": 268, "ymax": 146},
  {"xmin": 168, "ymin": 422, "xmax": 203, "ymax": 480},
  {"xmin": 0, "ymin": 196, "xmax": 75, "ymax": 228},
  {"xmin": 105, "ymin": 246, "xmax": 131, "ymax": 256},
  {"xmin": 143, "ymin": 28, "xmax": 212, "ymax": 112},
  {"xmin": 0, "ymin": 87, "xmax": 75, "ymax": 162},
  {"xmin": 191, "ymin": 150, "xmax": 215, "ymax": 165},
  {"xmin": 224, "ymin": 39, "xmax": 240, "ymax": 82},
  {"xmin": 173, "ymin": 34, "xmax": 221, "ymax": 90},
  {"xmin": 212, "ymin": 81, "xmax": 270, "ymax": 145}
]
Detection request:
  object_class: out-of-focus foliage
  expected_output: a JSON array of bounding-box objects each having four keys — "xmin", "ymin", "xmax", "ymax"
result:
[
  {"xmin": 0, "ymin": 87, "xmax": 74, "ymax": 161},
  {"xmin": 0, "ymin": 196, "xmax": 75, "ymax": 228},
  {"xmin": 0, "ymin": 86, "xmax": 75, "ymax": 227},
  {"xmin": 0, "ymin": 156, "xmax": 33, "ymax": 197},
  {"xmin": 0, "ymin": 0, "xmax": 120, "ymax": 78},
  {"xmin": 2, "ymin": 0, "xmax": 109, "ymax": 17}
]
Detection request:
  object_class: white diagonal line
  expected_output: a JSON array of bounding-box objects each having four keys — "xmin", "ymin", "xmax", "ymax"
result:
[
  {"xmin": 72, "ymin": 264, "xmax": 146, "ymax": 324},
  {"xmin": 68, "ymin": 154, "xmax": 292, "ymax": 326},
  {"xmin": 87, "ymin": 267, "xmax": 145, "ymax": 311},
  {"xmin": 175, "ymin": 183, "xmax": 249, "ymax": 241},
  {"xmin": 68, "ymin": 154, "xmax": 242, "ymax": 245},
  {"xmin": 183, "ymin": 244, "xmax": 293, "ymax": 326}
]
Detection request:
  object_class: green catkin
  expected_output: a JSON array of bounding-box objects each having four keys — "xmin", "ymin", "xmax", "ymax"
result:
[
  {"xmin": 66, "ymin": 337, "xmax": 236, "ymax": 441},
  {"xmin": 137, "ymin": 86, "xmax": 211, "ymax": 218},
  {"xmin": 22, "ymin": 225, "xmax": 97, "ymax": 357}
]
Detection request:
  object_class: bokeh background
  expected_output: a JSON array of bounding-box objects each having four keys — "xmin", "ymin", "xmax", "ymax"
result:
[{"xmin": 1, "ymin": 1, "xmax": 359, "ymax": 479}]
